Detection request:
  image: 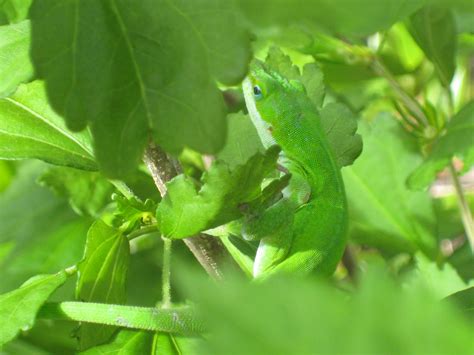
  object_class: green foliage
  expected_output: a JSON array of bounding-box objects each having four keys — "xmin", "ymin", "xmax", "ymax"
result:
[
  {"xmin": 406, "ymin": 253, "xmax": 470, "ymax": 299},
  {"xmin": 342, "ymin": 116, "xmax": 437, "ymax": 256},
  {"xmin": 112, "ymin": 194, "xmax": 157, "ymax": 233},
  {"xmin": 0, "ymin": 0, "xmax": 32, "ymax": 23},
  {"xmin": 81, "ymin": 330, "xmax": 202, "ymax": 355},
  {"xmin": 408, "ymin": 101, "xmax": 474, "ymax": 189},
  {"xmin": 0, "ymin": 81, "xmax": 97, "ymax": 170},
  {"xmin": 0, "ymin": 162, "xmax": 88, "ymax": 292},
  {"xmin": 217, "ymin": 112, "xmax": 264, "ymax": 168},
  {"xmin": 156, "ymin": 146, "xmax": 281, "ymax": 238},
  {"xmin": 0, "ymin": 20, "xmax": 32, "ymax": 97},
  {"xmin": 76, "ymin": 220, "xmax": 130, "ymax": 349},
  {"xmin": 445, "ymin": 286, "xmax": 474, "ymax": 322},
  {"xmin": 38, "ymin": 167, "xmax": 114, "ymax": 217},
  {"xmin": 320, "ymin": 103, "xmax": 363, "ymax": 168},
  {"xmin": 0, "ymin": 0, "xmax": 473, "ymax": 353},
  {"xmin": 0, "ymin": 271, "xmax": 68, "ymax": 346},
  {"xmin": 408, "ymin": 5, "xmax": 456, "ymax": 86},
  {"xmin": 0, "ymin": 160, "xmax": 14, "ymax": 192},
  {"xmin": 29, "ymin": 0, "xmax": 250, "ymax": 178},
  {"xmin": 237, "ymin": 0, "xmax": 425, "ymax": 36},
  {"xmin": 80, "ymin": 330, "xmax": 153, "ymax": 354},
  {"xmin": 181, "ymin": 269, "xmax": 474, "ymax": 354}
]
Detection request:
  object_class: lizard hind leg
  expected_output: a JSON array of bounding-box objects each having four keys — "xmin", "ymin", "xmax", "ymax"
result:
[{"xmin": 246, "ymin": 198, "xmax": 295, "ymax": 278}]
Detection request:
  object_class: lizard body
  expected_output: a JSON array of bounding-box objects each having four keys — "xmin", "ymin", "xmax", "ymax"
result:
[{"xmin": 243, "ymin": 61, "xmax": 348, "ymax": 277}]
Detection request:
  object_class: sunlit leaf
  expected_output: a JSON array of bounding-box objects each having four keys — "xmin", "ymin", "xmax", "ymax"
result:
[
  {"xmin": 0, "ymin": 81, "xmax": 97, "ymax": 170},
  {"xmin": 0, "ymin": 0, "xmax": 32, "ymax": 23},
  {"xmin": 0, "ymin": 20, "xmax": 33, "ymax": 97}
]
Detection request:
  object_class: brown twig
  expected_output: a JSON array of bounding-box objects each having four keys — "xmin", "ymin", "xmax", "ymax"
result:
[
  {"xmin": 143, "ymin": 143, "xmax": 238, "ymax": 280},
  {"xmin": 342, "ymin": 245, "xmax": 358, "ymax": 282}
]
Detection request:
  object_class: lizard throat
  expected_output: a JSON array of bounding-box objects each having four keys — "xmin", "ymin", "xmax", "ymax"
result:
[{"xmin": 242, "ymin": 77, "xmax": 277, "ymax": 149}]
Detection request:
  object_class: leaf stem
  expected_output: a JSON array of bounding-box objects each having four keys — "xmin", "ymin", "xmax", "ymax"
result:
[
  {"xmin": 37, "ymin": 301, "xmax": 204, "ymax": 334},
  {"xmin": 126, "ymin": 225, "xmax": 160, "ymax": 241},
  {"xmin": 161, "ymin": 237, "xmax": 172, "ymax": 308},
  {"xmin": 371, "ymin": 57, "xmax": 429, "ymax": 126},
  {"xmin": 448, "ymin": 162, "xmax": 474, "ymax": 253},
  {"xmin": 109, "ymin": 179, "xmax": 136, "ymax": 200},
  {"xmin": 143, "ymin": 142, "xmax": 238, "ymax": 280}
]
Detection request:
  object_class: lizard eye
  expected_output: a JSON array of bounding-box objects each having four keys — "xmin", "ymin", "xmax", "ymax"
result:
[{"xmin": 253, "ymin": 85, "xmax": 263, "ymax": 100}]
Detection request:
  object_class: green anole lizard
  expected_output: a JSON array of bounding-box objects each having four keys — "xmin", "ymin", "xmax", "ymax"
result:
[{"xmin": 242, "ymin": 60, "xmax": 348, "ymax": 278}]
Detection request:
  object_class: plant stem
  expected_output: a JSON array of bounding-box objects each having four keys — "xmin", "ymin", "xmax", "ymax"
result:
[
  {"xmin": 109, "ymin": 179, "xmax": 136, "ymax": 199},
  {"xmin": 448, "ymin": 162, "xmax": 474, "ymax": 252},
  {"xmin": 161, "ymin": 237, "xmax": 172, "ymax": 307},
  {"xmin": 143, "ymin": 142, "xmax": 239, "ymax": 280},
  {"xmin": 371, "ymin": 57, "xmax": 429, "ymax": 126},
  {"xmin": 37, "ymin": 302, "xmax": 204, "ymax": 334},
  {"xmin": 126, "ymin": 225, "xmax": 160, "ymax": 241}
]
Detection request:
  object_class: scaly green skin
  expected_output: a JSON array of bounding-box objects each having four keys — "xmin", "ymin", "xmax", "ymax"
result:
[{"xmin": 243, "ymin": 62, "xmax": 348, "ymax": 277}]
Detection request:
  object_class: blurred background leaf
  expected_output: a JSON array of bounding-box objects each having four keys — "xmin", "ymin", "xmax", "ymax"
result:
[
  {"xmin": 237, "ymin": 0, "xmax": 425, "ymax": 37},
  {"xmin": 0, "ymin": 20, "xmax": 32, "ymax": 97},
  {"xmin": 179, "ymin": 266, "xmax": 474, "ymax": 354},
  {"xmin": 408, "ymin": 101, "xmax": 474, "ymax": 189},
  {"xmin": 342, "ymin": 115, "xmax": 438, "ymax": 257},
  {"xmin": 0, "ymin": 161, "xmax": 90, "ymax": 292},
  {"xmin": 0, "ymin": 0, "xmax": 32, "ymax": 23},
  {"xmin": 408, "ymin": 5, "xmax": 456, "ymax": 87}
]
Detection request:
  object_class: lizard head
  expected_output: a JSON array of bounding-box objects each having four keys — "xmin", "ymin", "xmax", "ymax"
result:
[{"xmin": 242, "ymin": 60, "xmax": 302, "ymax": 148}]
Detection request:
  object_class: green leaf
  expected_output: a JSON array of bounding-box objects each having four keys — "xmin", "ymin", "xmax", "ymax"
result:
[
  {"xmin": 320, "ymin": 103, "xmax": 363, "ymax": 168},
  {"xmin": 30, "ymin": 0, "xmax": 250, "ymax": 178},
  {"xmin": 0, "ymin": 160, "xmax": 14, "ymax": 192},
  {"xmin": 0, "ymin": 161, "xmax": 86, "ymax": 292},
  {"xmin": 0, "ymin": 81, "xmax": 97, "ymax": 170},
  {"xmin": 0, "ymin": 0, "xmax": 32, "ymax": 23},
  {"xmin": 408, "ymin": 5, "xmax": 456, "ymax": 86},
  {"xmin": 0, "ymin": 20, "xmax": 33, "ymax": 97},
  {"xmin": 342, "ymin": 115, "xmax": 437, "ymax": 256},
  {"xmin": 217, "ymin": 112, "xmax": 264, "ymax": 169},
  {"xmin": 156, "ymin": 146, "xmax": 281, "ymax": 239},
  {"xmin": 112, "ymin": 194, "xmax": 157, "ymax": 232},
  {"xmin": 76, "ymin": 220, "xmax": 130, "ymax": 350},
  {"xmin": 181, "ymin": 268, "xmax": 474, "ymax": 354},
  {"xmin": 80, "ymin": 329, "xmax": 203, "ymax": 355},
  {"xmin": 444, "ymin": 286, "xmax": 474, "ymax": 322},
  {"xmin": 0, "ymin": 338, "xmax": 50, "ymax": 355},
  {"xmin": 406, "ymin": 253, "xmax": 469, "ymax": 299},
  {"xmin": 237, "ymin": 0, "xmax": 425, "ymax": 36},
  {"xmin": 408, "ymin": 101, "xmax": 474, "ymax": 189},
  {"xmin": 80, "ymin": 330, "xmax": 153, "ymax": 355},
  {"xmin": 0, "ymin": 271, "xmax": 68, "ymax": 346},
  {"xmin": 153, "ymin": 333, "xmax": 203, "ymax": 355},
  {"xmin": 38, "ymin": 167, "xmax": 114, "ymax": 217},
  {"xmin": 1, "ymin": 218, "xmax": 90, "ymax": 292}
]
